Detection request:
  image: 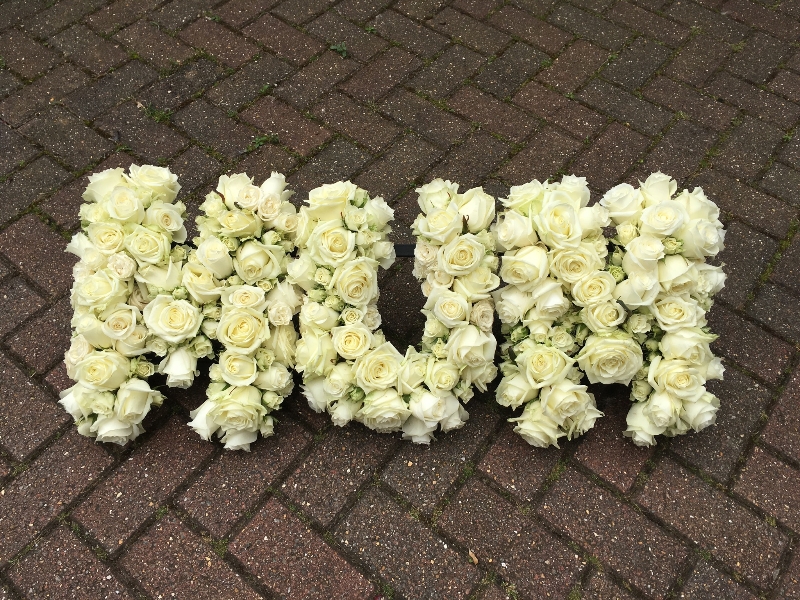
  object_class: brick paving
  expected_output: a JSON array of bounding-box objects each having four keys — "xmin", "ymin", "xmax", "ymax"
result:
[{"xmin": 0, "ymin": 0, "xmax": 798, "ymax": 598}]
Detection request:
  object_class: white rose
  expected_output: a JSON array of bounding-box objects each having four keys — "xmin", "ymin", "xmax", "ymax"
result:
[
  {"xmin": 600, "ymin": 183, "xmax": 643, "ymax": 224},
  {"xmin": 639, "ymin": 200, "xmax": 687, "ymax": 237},
  {"xmin": 331, "ymin": 323, "xmax": 373, "ymax": 359},
  {"xmin": 221, "ymin": 285, "xmax": 267, "ymax": 311},
  {"xmin": 354, "ymin": 341, "xmax": 404, "ymax": 392},
  {"xmin": 469, "ymin": 298, "xmax": 494, "ymax": 332},
  {"xmin": 493, "ymin": 285, "xmax": 535, "ymax": 324},
  {"xmin": 216, "ymin": 306, "xmax": 270, "ymax": 354},
  {"xmin": 500, "ymin": 245, "xmax": 549, "ymax": 291},
  {"xmin": 502, "ymin": 180, "xmax": 545, "ymax": 215},
  {"xmin": 302, "ymin": 377, "xmax": 329, "ymax": 412},
  {"xmin": 549, "ymin": 243, "xmax": 603, "ymax": 285},
  {"xmin": 437, "ymin": 234, "xmax": 484, "ymax": 277},
  {"xmin": 83, "ymin": 168, "xmax": 127, "ymax": 203},
  {"xmin": 624, "ymin": 402, "xmax": 666, "ymax": 447},
  {"xmin": 218, "ymin": 209, "xmax": 262, "ymax": 239},
  {"xmin": 416, "ymin": 179, "xmax": 459, "ymax": 212},
  {"xmin": 409, "ymin": 390, "xmax": 448, "ymax": 428},
  {"xmin": 675, "ymin": 187, "xmax": 720, "ymax": 222},
  {"xmin": 401, "ymin": 415, "xmax": 438, "ymax": 444},
  {"xmin": 616, "ymin": 221, "xmax": 639, "ymax": 246},
  {"xmin": 296, "ymin": 329, "xmax": 336, "ymax": 377},
  {"xmin": 106, "ymin": 252, "xmax": 136, "ymax": 280},
  {"xmin": 128, "ymin": 164, "xmax": 180, "ymax": 203},
  {"xmin": 578, "ymin": 204, "xmax": 610, "ymax": 233},
  {"xmin": 642, "ymin": 389, "xmax": 681, "ymax": 429},
  {"xmin": 217, "ymin": 173, "xmax": 254, "ymax": 209},
  {"xmin": 424, "ymin": 358, "xmax": 460, "ymax": 394},
  {"xmin": 625, "ymin": 313, "xmax": 651, "ymax": 335},
  {"xmin": 196, "ymin": 236, "xmax": 234, "ymax": 279},
  {"xmin": 101, "ymin": 304, "xmax": 140, "ymax": 340},
  {"xmin": 182, "ymin": 263, "xmax": 221, "ymax": 304},
  {"xmin": 92, "ymin": 416, "xmax": 142, "ymax": 445},
  {"xmin": 143, "ymin": 295, "xmax": 202, "ymax": 344},
  {"xmin": 492, "ymin": 209, "xmax": 537, "ymax": 251},
  {"xmin": 263, "ymin": 324, "xmax": 297, "ymax": 368},
  {"xmin": 135, "ymin": 261, "xmax": 182, "ymax": 292},
  {"xmin": 577, "ymin": 333, "xmax": 643, "ymax": 385},
  {"xmin": 533, "ymin": 199, "xmax": 581, "ymax": 249},
  {"xmin": 254, "ymin": 363, "xmax": 293, "ymax": 393},
  {"xmin": 363, "ymin": 304, "xmax": 381, "ymax": 330},
  {"xmin": 453, "ymin": 266, "xmax": 500, "ymax": 303},
  {"xmin": 692, "ymin": 263, "xmax": 726, "ymax": 296},
  {"xmin": 234, "ymin": 183, "xmax": 262, "ymax": 211},
  {"xmin": 529, "ymin": 279, "xmax": 570, "ymax": 321},
  {"xmin": 218, "ymin": 351, "xmax": 259, "ymax": 386},
  {"xmin": 87, "ymin": 222, "xmax": 126, "ymax": 255},
  {"xmin": 331, "ymin": 397, "xmax": 363, "ymax": 427},
  {"xmin": 300, "ymin": 301, "xmax": 339, "ymax": 331},
  {"xmin": 144, "ymin": 202, "xmax": 186, "ymax": 244},
  {"xmin": 72, "ymin": 269, "xmax": 130, "ymax": 312},
  {"xmin": 286, "ymin": 253, "xmax": 317, "ymax": 291},
  {"xmin": 571, "ymin": 270, "xmax": 616, "ymax": 307},
  {"xmin": 66, "ymin": 233, "xmax": 107, "ymax": 272},
  {"xmin": 115, "ymin": 378, "xmax": 162, "ymax": 424},
  {"xmin": 652, "ymin": 295, "xmax": 703, "ymax": 332},
  {"xmin": 554, "ymin": 175, "xmax": 590, "ymax": 208},
  {"xmin": 540, "ymin": 379, "xmax": 594, "ymax": 426},
  {"xmin": 446, "ymin": 323, "xmax": 495, "ymax": 369},
  {"xmin": 414, "ymin": 241, "xmax": 438, "ymax": 269},
  {"xmin": 115, "ymin": 324, "xmax": 149, "ymax": 357},
  {"xmin": 648, "ymin": 356, "xmax": 705, "ymax": 402},
  {"xmin": 104, "ymin": 186, "xmax": 145, "ymax": 224},
  {"xmin": 424, "ymin": 288, "xmax": 469, "ymax": 328},
  {"xmin": 330, "ymin": 257, "xmax": 379, "ymax": 308},
  {"xmin": 260, "ymin": 171, "xmax": 294, "ymax": 208},
  {"xmin": 324, "ymin": 362, "xmax": 356, "ymax": 402},
  {"xmin": 307, "ymin": 220, "xmax": 356, "ymax": 267},
  {"xmin": 496, "ymin": 371, "xmax": 536, "ymax": 408},
  {"xmin": 362, "ymin": 196, "xmax": 393, "ymax": 230},
  {"xmin": 659, "ymin": 327, "xmax": 715, "ymax": 364},
  {"xmin": 64, "ymin": 334, "xmax": 93, "ymax": 379},
  {"xmin": 639, "ymin": 172, "xmax": 677, "ymax": 207},
  {"xmin": 211, "ymin": 386, "xmax": 268, "ymax": 450},
  {"xmin": 517, "ymin": 344, "xmax": 573, "ymax": 389},
  {"xmin": 307, "ymin": 181, "xmax": 356, "ymax": 220},
  {"xmin": 356, "ymin": 388, "xmax": 411, "ymax": 432},
  {"xmin": 509, "ymin": 401, "xmax": 565, "ymax": 448},
  {"xmin": 74, "ymin": 350, "xmax": 129, "ymax": 391},
  {"xmin": 680, "ymin": 218, "xmax": 725, "ymax": 259},
  {"xmin": 581, "ymin": 301, "xmax": 626, "ymax": 333},
  {"xmin": 414, "ymin": 204, "xmax": 462, "ymax": 244},
  {"xmin": 623, "ymin": 235, "xmax": 665, "ymax": 274},
  {"xmin": 456, "ymin": 187, "xmax": 495, "ymax": 232},
  {"xmin": 159, "ymin": 347, "xmax": 198, "ymax": 388},
  {"xmin": 681, "ymin": 391, "xmax": 719, "ymax": 432},
  {"xmin": 396, "ymin": 348, "xmax": 426, "ymax": 395},
  {"xmin": 234, "ymin": 241, "xmax": 283, "ymax": 285},
  {"xmin": 613, "ymin": 269, "xmax": 660, "ymax": 308}
]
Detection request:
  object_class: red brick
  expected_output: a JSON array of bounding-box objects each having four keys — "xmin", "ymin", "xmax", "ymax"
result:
[
  {"xmin": 337, "ymin": 487, "xmax": 480, "ymax": 599},
  {"xmin": 312, "ymin": 91, "xmax": 400, "ymax": 152},
  {"xmin": 139, "ymin": 58, "xmax": 223, "ymax": 111},
  {"xmin": 21, "ymin": 0, "xmax": 108, "ymax": 38},
  {"xmin": 748, "ymin": 282, "xmax": 800, "ymax": 345},
  {"xmin": 537, "ymin": 40, "xmax": 609, "ymax": 93},
  {"xmin": 489, "ymin": 5, "xmax": 572, "ymax": 55},
  {"xmin": 548, "ymin": 4, "xmax": 630, "ymax": 50},
  {"xmin": 582, "ymin": 79, "xmax": 673, "ymax": 135},
  {"xmin": 0, "ymin": 215, "xmax": 74, "ymax": 296},
  {"xmin": 666, "ymin": 1, "xmax": 750, "ymax": 43},
  {"xmin": 394, "ymin": 0, "xmax": 447, "ymax": 19},
  {"xmin": 0, "ymin": 64, "xmax": 88, "ymax": 127},
  {"xmin": 288, "ymin": 138, "xmax": 371, "ymax": 192},
  {"xmin": 206, "ymin": 55, "xmax": 292, "ymax": 110},
  {"xmin": 46, "ymin": 362, "xmax": 73, "ymax": 396},
  {"xmin": 722, "ymin": 0, "xmax": 800, "ymax": 42},
  {"xmin": 0, "ymin": 353, "xmax": 69, "ymax": 460},
  {"xmin": 603, "ymin": 37, "xmax": 671, "ymax": 91},
  {"xmin": 771, "ymin": 69, "xmax": 800, "ymax": 103},
  {"xmin": 272, "ymin": 0, "xmax": 337, "ymax": 24},
  {"xmin": 232, "ymin": 144, "xmax": 297, "ymax": 185},
  {"xmin": 63, "ymin": 60, "xmax": 158, "ymax": 121},
  {"xmin": 440, "ymin": 478, "xmax": 584, "ymax": 598},
  {"xmin": 276, "ymin": 51, "xmax": 360, "ymax": 108},
  {"xmin": 718, "ymin": 220, "xmax": 778, "ymax": 309},
  {"xmin": 0, "ymin": 278, "xmax": 45, "ymax": 336},
  {"xmin": 151, "ymin": 0, "xmax": 218, "ymax": 30},
  {"xmin": 73, "ymin": 418, "xmax": 214, "ymax": 551},
  {"xmin": 217, "ymin": 0, "xmax": 275, "ymax": 27},
  {"xmin": 409, "ymin": 44, "xmax": 486, "ymax": 99},
  {"xmin": 115, "ymin": 19, "xmax": 195, "ymax": 70},
  {"xmin": 513, "ymin": 81, "xmax": 606, "ymax": 139},
  {"xmin": 0, "ymin": 29, "xmax": 59, "ymax": 79},
  {"xmin": 474, "ymin": 41, "xmax": 548, "ymax": 98},
  {"xmin": 541, "ymin": 467, "xmax": 690, "ymax": 597},
  {"xmin": 355, "ymin": 134, "xmax": 442, "ymax": 201},
  {"xmin": 241, "ymin": 95, "xmax": 332, "ymax": 156},
  {"xmin": 339, "ymin": 46, "xmax": 422, "ymax": 103},
  {"xmin": 761, "ymin": 162, "xmax": 800, "ymax": 207},
  {"xmin": 369, "ymin": 9, "xmax": 448, "ymax": 58},
  {"xmin": 122, "ymin": 515, "xmax": 260, "ymax": 599},
  {"xmin": 572, "ymin": 122, "xmax": 650, "ymax": 189},
  {"xmin": 427, "ymin": 7, "xmax": 510, "ymax": 54},
  {"xmin": 307, "ymin": 10, "xmax": 388, "ymax": 61},
  {"xmin": 449, "ymin": 86, "xmax": 537, "ymax": 142},
  {"xmin": 671, "ymin": 368, "xmax": 773, "ymax": 481},
  {"xmin": 497, "ymin": 127, "xmax": 582, "ymax": 185},
  {"xmin": 243, "ymin": 13, "xmax": 325, "ymax": 64},
  {"xmin": 86, "ymin": 0, "xmax": 161, "ymax": 34},
  {"xmin": 230, "ymin": 497, "xmax": 373, "ymax": 598},
  {"xmin": 174, "ymin": 99, "xmax": 255, "ymax": 158},
  {"xmin": 663, "ymin": 35, "xmax": 732, "ymax": 87},
  {"xmin": 706, "ymin": 71, "xmax": 800, "ymax": 129},
  {"xmin": 0, "ymin": 155, "xmax": 71, "ymax": 225},
  {"xmin": 644, "ymin": 75, "xmax": 737, "ymax": 131},
  {"xmin": 606, "ymin": 1, "xmax": 690, "ymax": 47},
  {"xmin": 631, "ymin": 120, "xmax": 716, "ymax": 187},
  {"xmin": 0, "ymin": 430, "xmax": 112, "ymax": 565},
  {"xmin": 95, "ymin": 101, "xmax": 190, "ymax": 163},
  {"xmin": 694, "ymin": 170, "xmax": 796, "ymax": 238},
  {"xmin": 282, "ymin": 426, "xmax": 396, "ymax": 526},
  {"xmin": 764, "ymin": 368, "xmax": 800, "ymax": 463},
  {"xmin": 50, "ymin": 23, "xmax": 128, "ymax": 75},
  {"xmin": 453, "ymin": 0, "xmax": 501, "ymax": 18},
  {"xmin": 179, "ymin": 18, "xmax": 258, "ymax": 68},
  {"xmin": 8, "ymin": 526, "xmax": 134, "ymax": 600},
  {"xmin": 179, "ymin": 418, "xmax": 311, "ymax": 538},
  {"xmin": 427, "ymin": 131, "xmax": 509, "ymax": 189},
  {"xmin": 7, "ymin": 296, "xmax": 71, "ymax": 374},
  {"xmin": 715, "ymin": 116, "xmax": 784, "ymax": 179},
  {"xmin": 638, "ymin": 459, "xmax": 787, "ymax": 587},
  {"xmin": 584, "ymin": 570, "xmax": 637, "ymax": 599},
  {"xmin": 479, "ymin": 421, "xmax": 561, "ymax": 502},
  {"xmin": 336, "ymin": 0, "xmax": 393, "ymax": 21},
  {"xmin": 779, "ymin": 548, "xmax": 800, "ymax": 598},
  {"xmin": 681, "ymin": 562, "xmax": 759, "ymax": 599},
  {"xmin": 728, "ymin": 32, "xmax": 790, "ymax": 85},
  {"xmin": 575, "ymin": 388, "xmax": 653, "ymax": 492},
  {"xmin": 381, "ymin": 89, "xmax": 471, "ymax": 148},
  {"xmin": 0, "ymin": 0, "xmax": 47, "ymax": 30},
  {"xmin": 736, "ymin": 446, "xmax": 800, "ymax": 531}
]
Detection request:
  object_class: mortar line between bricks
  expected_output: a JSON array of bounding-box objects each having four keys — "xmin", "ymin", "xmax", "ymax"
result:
[{"xmin": 715, "ymin": 295, "xmax": 800, "ymax": 357}]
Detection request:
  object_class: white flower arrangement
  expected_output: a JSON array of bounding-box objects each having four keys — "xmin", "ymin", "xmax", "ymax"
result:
[
  {"xmin": 186, "ymin": 172, "xmax": 301, "ymax": 451},
  {"xmin": 599, "ymin": 173, "xmax": 726, "ymax": 446},
  {"xmin": 61, "ymin": 165, "xmax": 212, "ymax": 445},
  {"xmin": 493, "ymin": 175, "xmax": 608, "ymax": 447}
]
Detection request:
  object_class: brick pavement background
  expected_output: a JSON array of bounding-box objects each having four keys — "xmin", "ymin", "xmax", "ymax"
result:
[{"xmin": 0, "ymin": 0, "xmax": 799, "ymax": 598}]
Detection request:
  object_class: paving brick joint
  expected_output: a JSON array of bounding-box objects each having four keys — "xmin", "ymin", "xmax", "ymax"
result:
[{"xmin": 1, "ymin": 0, "xmax": 800, "ymax": 598}]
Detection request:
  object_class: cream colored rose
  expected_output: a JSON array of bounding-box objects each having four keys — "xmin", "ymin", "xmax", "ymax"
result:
[
  {"xmin": 331, "ymin": 257, "xmax": 379, "ymax": 308},
  {"xmin": 182, "ymin": 263, "xmax": 221, "ymax": 304},
  {"xmin": 529, "ymin": 279, "xmax": 570, "ymax": 321},
  {"xmin": 87, "ymin": 222, "xmax": 126, "ymax": 255},
  {"xmin": 517, "ymin": 344, "xmax": 573, "ymax": 389},
  {"xmin": 234, "ymin": 241, "xmax": 283, "ymax": 285},
  {"xmin": 254, "ymin": 363, "xmax": 293, "ymax": 393},
  {"xmin": 578, "ymin": 204, "xmax": 610, "ymax": 233},
  {"xmin": 354, "ymin": 341, "xmax": 403, "ymax": 392},
  {"xmin": 216, "ymin": 306, "xmax": 270, "ymax": 354},
  {"xmin": 365, "ymin": 196, "xmax": 394, "ymax": 229},
  {"xmin": 540, "ymin": 379, "xmax": 595, "ymax": 426},
  {"xmin": 308, "ymin": 181, "xmax": 357, "ymax": 220},
  {"xmin": 681, "ymin": 391, "xmax": 719, "ymax": 432},
  {"xmin": 424, "ymin": 358, "xmax": 459, "ymax": 393},
  {"xmin": 659, "ymin": 327, "xmax": 714, "ymax": 365},
  {"xmin": 469, "ymin": 298, "xmax": 494, "ymax": 332},
  {"xmin": 414, "ymin": 204, "xmax": 462, "ymax": 244},
  {"xmin": 234, "ymin": 183, "xmax": 262, "ymax": 210},
  {"xmin": 493, "ymin": 285, "xmax": 536, "ymax": 324},
  {"xmin": 323, "ymin": 362, "xmax": 356, "ymax": 401},
  {"xmin": 308, "ymin": 220, "xmax": 357, "ymax": 267},
  {"xmin": 492, "ymin": 209, "xmax": 538, "ymax": 251},
  {"xmin": 533, "ymin": 197, "xmax": 581, "ymax": 249},
  {"xmin": 116, "ymin": 378, "xmax": 162, "ymax": 424},
  {"xmin": 571, "ymin": 270, "xmax": 616, "ymax": 307},
  {"xmin": 623, "ymin": 235, "xmax": 665, "ymax": 274},
  {"xmin": 74, "ymin": 350, "xmax": 129, "ymax": 391},
  {"xmin": 421, "ymin": 311, "xmax": 449, "ymax": 343},
  {"xmin": 397, "ymin": 348, "xmax": 426, "ymax": 395},
  {"xmin": 600, "ymin": 183, "xmax": 643, "ymax": 224},
  {"xmin": 218, "ymin": 351, "xmax": 259, "ymax": 386},
  {"xmin": 83, "ymin": 168, "xmax": 127, "ymax": 203},
  {"xmin": 124, "ymin": 224, "xmax": 171, "ymax": 266},
  {"xmin": 613, "ymin": 269, "xmax": 659, "ymax": 308},
  {"xmin": 196, "ymin": 236, "xmax": 234, "ymax": 279},
  {"xmin": 221, "ymin": 285, "xmax": 267, "ymax": 311},
  {"xmin": 456, "ymin": 187, "xmax": 495, "ymax": 232},
  {"xmin": 263, "ymin": 323, "xmax": 297, "ymax": 368},
  {"xmin": 640, "ymin": 200, "xmax": 687, "ymax": 237},
  {"xmin": 502, "ymin": 180, "xmax": 545, "ymax": 215},
  {"xmin": 452, "ymin": 266, "xmax": 500, "ymax": 303},
  {"xmin": 332, "ymin": 323, "xmax": 373, "ymax": 359},
  {"xmin": 652, "ymin": 295, "xmax": 702, "ymax": 332},
  {"xmin": 356, "ymin": 388, "xmax": 411, "ymax": 432},
  {"xmin": 581, "ymin": 301, "xmax": 626, "ymax": 333},
  {"xmin": 510, "ymin": 400, "xmax": 565, "ymax": 448},
  {"xmin": 203, "ymin": 385, "xmax": 267, "ymax": 450},
  {"xmin": 555, "ymin": 175, "xmax": 590, "ymax": 208},
  {"xmin": 216, "ymin": 173, "xmax": 253, "ymax": 209},
  {"xmin": 424, "ymin": 288, "xmax": 469, "ymax": 328},
  {"xmin": 437, "ymin": 234, "xmax": 484, "ymax": 277},
  {"xmin": 577, "ymin": 333, "xmax": 643, "ymax": 385},
  {"xmin": 218, "ymin": 209, "xmax": 262, "ymax": 239},
  {"xmin": 92, "ymin": 415, "xmax": 143, "ymax": 445},
  {"xmin": 300, "ymin": 301, "xmax": 339, "ymax": 331},
  {"xmin": 679, "ymin": 219, "xmax": 725, "ymax": 258},
  {"xmin": 72, "ymin": 269, "xmax": 130, "ymax": 312},
  {"xmin": 616, "ymin": 221, "xmax": 639, "ymax": 246},
  {"xmin": 105, "ymin": 186, "xmax": 144, "ymax": 223},
  {"xmin": 549, "ymin": 243, "xmax": 603, "ymax": 285},
  {"xmin": 416, "ymin": 178, "xmax": 459, "ymax": 213},
  {"xmin": 101, "ymin": 304, "xmax": 140, "ymax": 340},
  {"xmin": 624, "ymin": 401, "xmax": 666, "ymax": 447},
  {"xmin": 647, "ymin": 356, "xmax": 705, "ymax": 402},
  {"xmin": 65, "ymin": 334, "xmax": 93, "ymax": 379},
  {"xmin": 408, "ymin": 390, "xmax": 448, "ymax": 428},
  {"xmin": 642, "ymin": 389, "xmax": 681, "ymax": 429},
  {"xmin": 496, "ymin": 371, "xmax": 536, "ymax": 408},
  {"xmin": 639, "ymin": 172, "xmax": 677, "ymax": 207},
  {"xmin": 143, "ymin": 295, "xmax": 202, "ymax": 344},
  {"xmin": 128, "ymin": 164, "xmax": 180, "ymax": 203},
  {"xmin": 135, "ymin": 260, "xmax": 182, "ymax": 292},
  {"xmin": 500, "ymin": 245, "xmax": 549, "ymax": 291},
  {"xmin": 106, "ymin": 252, "xmax": 137, "ymax": 280},
  {"xmin": 296, "ymin": 329, "xmax": 336, "ymax": 377}
]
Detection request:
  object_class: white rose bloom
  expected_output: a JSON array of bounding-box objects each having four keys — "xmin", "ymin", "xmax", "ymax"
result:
[
  {"xmin": 216, "ymin": 306, "xmax": 270, "ymax": 354},
  {"xmin": 624, "ymin": 402, "xmax": 667, "ymax": 447},
  {"xmin": 652, "ymin": 295, "xmax": 703, "ymax": 332},
  {"xmin": 438, "ymin": 393, "xmax": 469, "ymax": 432},
  {"xmin": 616, "ymin": 221, "xmax": 639, "ymax": 246},
  {"xmin": 517, "ymin": 344, "xmax": 573, "ymax": 389},
  {"xmin": 414, "ymin": 241, "xmax": 438, "ymax": 269},
  {"xmin": 307, "ymin": 220, "xmax": 357, "ymax": 267},
  {"xmin": 540, "ymin": 379, "xmax": 595, "ymax": 427},
  {"xmin": 106, "ymin": 252, "xmax": 136, "ymax": 280},
  {"xmin": 196, "ymin": 236, "xmax": 234, "ymax": 279},
  {"xmin": 409, "ymin": 390, "xmax": 448, "ymax": 428},
  {"xmin": 254, "ymin": 363, "xmax": 293, "ymax": 394},
  {"xmin": 260, "ymin": 171, "xmax": 294, "ymax": 205},
  {"xmin": 364, "ymin": 196, "xmax": 394, "ymax": 229},
  {"xmin": 116, "ymin": 378, "xmax": 162, "ymax": 424},
  {"xmin": 300, "ymin": 301, "xmax": 339, "ymax": 331},
  {"xmin": 469, "ymin": 298, "xmax": 494, "ymax": 332},
  {"xmin": 83, "ymin": 168, "xmax": 127, "ymax": 203},
  {"xmin": 648, "ymin": 356, "xmax": 706, "ymax": 402},
  {"xmin": 510, "ymin": 401, "xmax": 565, "ymax": 448},
  {"xmin": 421, "ymin": 311, "xmax": 449, "ymax": 344},
  {"xmin": 65, "ymin": 335, "xmax": 93, "ymax": 378},
  {"xmin": 626, "ymin": 313, "xmax": 651, "ymax": 335},
  {"xmin": 642, "ymin": 389, "xmax": 682, "ymax": 429},
  {"xmin": 182, "ymin": 263, "xmax": 221, "ymax": 304},
  {"xmin": 135, "ymin": 261, "xmax": 182, "ymax": 292},
  {"xmin": 599, "ymin": 183, "xmax": 644, "ymax": 224},
  {"xmin": 533, "ymin": 197, "xmax": 581, "ymax": 249},
  {"xmin": 500, "ymin": 245, "xmax": 549, "ymax": 291},
  {"xmin": 101, "ymin": 304, "xmax": 140, "ymax": 340},
  {"xmin": 396, "ymin": 348, "xmax": 427, "ymax": 395},
  {"xmin": 571, "ymin": 270, "xmax": 616, "ymax": 307},
  {"xmin": 456, "ymin": 187, "xmax": 496, "ymax": 232},
  {"xmin": 581, "ymin": 301, "xmax": 626, "ymax": 333},
  {"xmin": 331, "ymin": 397, "xmax": 363, "ymax": 427},
  {"xmin": 263, "ymin": 323, "xmax": 297, "ymax": 368},
  {"xmin": 681, "ymin": 391, "xmax": 719, "ymax": 432},
  {"xmin": 72, "ymin": 269, "xmax": 130, "ymax": 312},
  {"xmin": 577, "ymin": 333, "xmax": 643, "ymax": 385},
  {"xmin": 502, "ymin": 180, "xmax": 545, "ymax": 215},
  {"xmin": 92, "ymin": 416, "xmax": 143, "ymax": 445},
  {"xmin": 414, "ymin": 204, "xmax": 462, "ymax": 244},
  {"xmin": 424, "ymin": 358, "xmax": 460, "ymax": 394},
  {"xmin": 453, "ymin": 266, "xmax": 500, "ymax": 303},
  {"xmin": 493, "ymin": 285, "xmax": 536, "ymax": 324},
  {"xmin": 675, "ymin": 187, "xmax": 720, "ymax": 222},
  {"xmin": 332, "ymin": 323, "xmax": 373, "ymax": 359},
  {"xmin": 221, "ymin": 285, "xmax": 267, "ymax": 311},
  {"xmin": 74, "ymin": 350, "xmax": 129, "ymax": 391},
  {"xmin": 659, "ymin": 327, "xmax": 715, "ymax": 364},
  {"xmin": 307, "ymin": 181, "xmax": 357, "ymax": 220},
  {"xmin": 105, "ymin": 186, "xmax": 145, "ymax": 223},
  {"xmin": 363, "ymin": 304, "xmax": 382, "ymax": 330},
  {"xmin": 302, "ymin": 377, "xmax": 329, "ymax": 412},
  {"xmin": 234, "ymin": 241, "xmax": 283, "ymax": 285},
  {"xmin": 578, "ymin": 204, "xmax": 611, "ymax": 233},
  {"xmin": 127, "ymin": 164, "xmax": 181, "ymax": 203},
  {"xmin": 159, "ymin": 346, "xmax": 198, "ymax": 388},
  {"xmin": 447, "ymin": 323, "xmax": 495, "ymax": 368},
  {"xmin": 234, "ymin": 183, "xmax": 262, "ymax": 211},
  {"xmin": 692, "ymin": 262, "xmax": 726, "ymax": 296},
  {"xmin": 210, "ymin": 386, "xmax": 268, "ymax": 451},
  {"xmin": 613, "ymin": 269, "xmax": 660, "ymax": 308},
  {"xmin": 424, "ymin": 288, "xmax": 469, "ymax": 328},
  {"xmin": 217, "ymin": 209, "xmax": 262, "ymax": 239},
  {"xmin": 639, "ymin": 200, "xmax": 688, "ymax": 237},
  {"xmin": 426, "ymin": 270, "xmax": 454, "ymax": 293},
  {"xmin": 554, "ymin": 175, "xmax": 590, "ymax": 208},
  {"xmin": 331, "ymin": 257, "xmax": 379, "ymax": 308},
  {"xmin": 286, "ymin": 253, "xmax": 317, "ymax": 292},
  {"xmin": 144, "ymin": 201, "xmax": 187, "ymax": 243},
  {"xmin": 639, "ymin": 172, "xmax": 677, "ymax": 207},
  {"xmin": 679, "ymin": 219, "xmax": 725, "ymax": 259},
  {"xmin": 437, "ymin": 234, "xmax": 485, "ymax": 277},
  {"xmin": 356, "ymin": 388, "xmax": 411, "ymax": 432},
  {"xmin": 87, "ymin": 222, "xmax": 126, "ymax": 255},
  {"xmin": 218, "ymin": 351, "xmax": 259, "ymax": 386},
  {"xmin": 623, "ymin": 235, "xmax": 665, "ymax": 274},
  {"xmin": 401, "ymin": 415, "xmax": 438, "ymax": 444},
  {"xmin": 73, "ymin": 312, "xmax": 114, "ymax": 348},
  {"xmin": 529, "ymin": 279, "xmax": 570, "ymax": 321},
  {"xmin": 323, "ymin": 362, "xmax": 356, "ymax": 400},
  {"xmin": 66, "ymin": 233, "xmax": 106, "ymax": 272},
  {"xmin": 295, "ymin": 329, "xmax": 336, "ymax": 377},
  {"xmin": 416, "ymin": 179, "xmax": 459, "ymax": 212},
  {"xmin": 492, "ymin": 210, "xmax": 537, "ymax": 251},
  {"xmin": 496, "ymin": 371, "xmax": 537, "ymax": 408},
  {"xmin": 217, "ymin": 173, "xmax": 254, "ymax": 209},
  {"xmin": 354, "ymin": 341, "xmax": 404, "ymax": 393},
  {"xmin": 144, "ymin": 295, "xmax": 202, "ymax": 344},
  {"xmin": 549, "ymin": 243, "xmax": 603, "ymax": 285}
]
